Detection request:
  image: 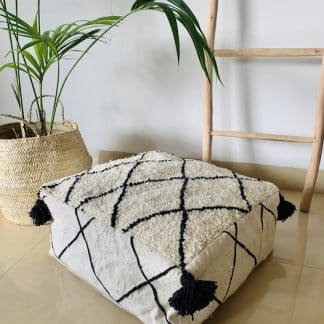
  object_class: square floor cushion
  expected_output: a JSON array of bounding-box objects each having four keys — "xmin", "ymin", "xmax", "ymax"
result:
[{"xmin": 31, "ymin": 151, "xmax": 295, "ymax": 324}]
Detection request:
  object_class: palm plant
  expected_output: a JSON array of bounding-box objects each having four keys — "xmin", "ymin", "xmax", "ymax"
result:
[{"xmin": 0, "ymin": 0, "xmax": 220, "ymax": 137}]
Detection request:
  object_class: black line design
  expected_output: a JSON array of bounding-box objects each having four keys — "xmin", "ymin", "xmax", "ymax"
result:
[
  {"xmin": 130, "ymin": 237, "xmax": 171, "ymax": 324},
  {"xmin": 223, "ymin": 229, "xmax": 258, "ymax": 266},
  {"xmin": 45, "ymin": 155, "xmax": 261, "ymax": 215},
  {"xmin": 111, "ymin": 153, "xmax": 146, "ymax": 227},
  {"xmin": 214, "ymin": 296, "xmax": 222, "ymax": 306},
  {"xmin": 116, "ymin": 265, "xmax": 177, "ymax": 303},
  {"xmin": 42, "ymin": 176, "xmax": 80, "ymax": 191},
  {"xmin": 76, "ymin": 174, "xmax": 252, "ymax": 224},
  {"xmin": 45, "ymin": 156, "xmax": 263, "ymax": 238},
  {"xmin": 241, "ymin": 177, "xmax": 261, "ymax": 182},
  {"xmin": 65, "ymin": 161, "xmax": 137, "ymax": 199},
  {"xmin": 128, "ymin": 176, "xmax": 183, "ymax": 187},
  {"xmin": 188, "ymin": 205, "xmax": 249, "ymax": 213},
  {"xmin": 260, "ymin": 204, "xmax": 264, "ymax": 232},
  {"xmin": 121, "ymin": 169, "xmax": 253, "ymax": 233},
  {"xmin": 189, "ymin": 175, "xmax": 236, "ymax": 181},
  {"xmin": 43, "ymin": 153, "xmax": 274, "ymax": 318},
  {"xmin": 56, "ymin": 158, "xmax": 177, "ymax": 204},
  {"xmin": 65, "ymin": 176, "xmax": 82, "ymax": 203},
  {"xmin": 58, "ymin": 166, "xmax": 259, "ymax": 256},
  {"xmin": 88, "ymin": 160, "xmax": 142, "ymax": 176},
  {"xmin": 187, "ymin": 175, "xmax": 262, "ymax": 182},
  {"xmin": 73, "ymin": 177, "xmax": 184, "ymax": 211},
  {"xmin": 76, "ymin": 177, "xmax": 184, "ymax": 214},
  {"xmin": 122, "ymin": 205, "xmax": 250, "ymax": 233},
  {"xmin": 58, "ymin": 217, "xmax": 96, "ymax": 259},
  {"xmin": 261, "ymin": 203, "xmax": 277, "ymax": 223},
  {"xmin": 233, "ymin": 171, "xmax": 252, "ymax": 211},
  {"xmin": 74, "ymin": 208, "xmax": 114, "ymax": 300},
  {"xmin": 76, "ymin": 188, "xmax": 123, "ymax": 213},
  {"xmin": 122, "ymin": 208, "xmax": 182, "ymax": 233},
  {"xmin": 223, "ymin": 222, "xmax": 238, "ymax": 300},
  {"xmin": 178, "ymin": 160, "xmax": 189, "ymax": 271},
  {"xmin": 89, "ymin": 158, "xmax": 177, "ymax": 177}
]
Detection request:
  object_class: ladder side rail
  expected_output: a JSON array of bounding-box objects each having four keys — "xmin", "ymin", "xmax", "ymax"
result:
[{"xmin": 202, "ymin": 0, "xmax": 219, "ymax": 162}]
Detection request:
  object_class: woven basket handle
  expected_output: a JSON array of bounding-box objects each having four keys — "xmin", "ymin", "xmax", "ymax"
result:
[
  {"xmin": 28, "ymin": 95, "xmax": 65, "ymax": 123},
  {"xmin": 0, "ymin": 113, "xmax": 39, "ymax": 138}
]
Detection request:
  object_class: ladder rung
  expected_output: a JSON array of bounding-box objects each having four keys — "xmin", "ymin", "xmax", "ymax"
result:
[
  {"xmin": 214, "ymin": 48, "xmax": 324, "ymax": 57},
  {"xmin": 211, "ymin": 130, "xmax": 314, "ymax": 143}
]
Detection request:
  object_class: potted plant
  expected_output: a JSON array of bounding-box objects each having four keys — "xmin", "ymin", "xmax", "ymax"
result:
[{"xmin": 0, "ymin": 0, "xmax": 220, "ymax": 225}]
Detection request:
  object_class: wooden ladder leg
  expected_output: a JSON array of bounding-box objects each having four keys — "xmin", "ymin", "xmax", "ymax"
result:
[
  {"xmin": 300, "ymin": 56, "xmax": 324, "ymax": 212},
  {"xmin": 202, "ymin": 0, "xmax": 219, "ymax": 162},
  {"xmin": 202, "ymin": 77, "xmax": 214, "ymax": 162}
]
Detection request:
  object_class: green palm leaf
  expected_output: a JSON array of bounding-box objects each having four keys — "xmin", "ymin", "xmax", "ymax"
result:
[
  {"xmin": 0, "ymin": 0, "xmax": 220, "ymax": 136},
  {"xmin": 131, "ymin": 0, "xmax": 220, "ymax": 82}
]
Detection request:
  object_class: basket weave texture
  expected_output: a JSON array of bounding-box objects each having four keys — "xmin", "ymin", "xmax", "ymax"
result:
[{"xmin": 0, "ymin": 121, "xmax": 92, "ymax": 225}]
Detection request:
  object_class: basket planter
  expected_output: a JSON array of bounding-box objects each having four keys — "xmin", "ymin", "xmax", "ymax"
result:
[{"xmin": 0, "ymin": 120, "xmax": 92, "ymax": 225}]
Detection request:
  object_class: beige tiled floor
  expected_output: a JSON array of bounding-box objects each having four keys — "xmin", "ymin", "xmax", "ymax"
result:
[{"xmin": 1, "ymin": 191, "xmax": 324, "ymax": 324}]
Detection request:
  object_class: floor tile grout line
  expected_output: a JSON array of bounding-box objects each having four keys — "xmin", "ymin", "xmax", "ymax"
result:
[
  {"xmin": 0, "ymin": 229, "xmax": 49, "ymax": 280},
  {"xmin": 274, "ymin": 258, "xmax": 324, "ymax": 272}
]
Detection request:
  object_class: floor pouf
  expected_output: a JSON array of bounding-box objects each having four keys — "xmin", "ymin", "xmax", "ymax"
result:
[{"xmin": 31, "ymin": 151, "xmax": 295, "ymax": 323}]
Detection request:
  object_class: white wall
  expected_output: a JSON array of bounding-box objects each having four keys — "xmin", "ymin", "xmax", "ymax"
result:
[{"xmin": 0, "ymin": 0, "xmax": 323, "ymax": 169}]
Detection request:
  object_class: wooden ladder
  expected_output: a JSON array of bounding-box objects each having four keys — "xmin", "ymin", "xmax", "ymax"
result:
[{"xmin": 202, "ymin": 0, "xmax": 324, "ymax": 212}]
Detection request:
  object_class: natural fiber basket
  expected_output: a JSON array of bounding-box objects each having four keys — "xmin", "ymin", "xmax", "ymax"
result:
[{"xmin": 0, "ymin": 108, "xmax": 92, "ymax": 225}]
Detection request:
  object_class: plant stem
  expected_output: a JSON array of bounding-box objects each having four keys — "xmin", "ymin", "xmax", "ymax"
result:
[
  {"xmin": 49, "ymin": 57, "xmax": 61, "ymax": 133},
  {"xmin": 37, "ymin": 0, "xmax": 40, "ymax": 33},
  {"xmin": 1, "ymin": 0, "xmax": 24, "ymax": 118},
  {"xmin": 39, "ymin": 77, "xmax": 47, "ymax": 135},
  {"xmin": 35, "ymin": 0, "xmax": 48, "ymax": 135},
  {"xmin": 1, "ymin": 0, "xmax": 41, "ymax": 127},
  {"xmin": 12, "ymin": 33, "xmax": 42, "ymax": 123},
  {"xmin": 15, "ymin": 0, "xmax": 24, "ymax": 118}
]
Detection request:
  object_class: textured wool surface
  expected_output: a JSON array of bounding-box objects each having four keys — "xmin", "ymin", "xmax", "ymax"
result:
[{"xmin": 40, "ymin": 151, "xmax": 280, "ymax": 323}]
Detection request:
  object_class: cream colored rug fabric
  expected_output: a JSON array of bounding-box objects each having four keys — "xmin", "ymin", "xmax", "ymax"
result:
[{"xmin": 35, "ymin": 151, "xmax": 287, "ymax": 323}]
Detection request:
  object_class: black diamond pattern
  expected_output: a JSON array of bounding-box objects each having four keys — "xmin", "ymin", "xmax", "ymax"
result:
[
  {"xmin": 130, "ymin": 237, "xmax": 171, "ymax": 324},
  {"xmin": 46, "ymin": 152, "xmax": 278, "ymax": 322}
]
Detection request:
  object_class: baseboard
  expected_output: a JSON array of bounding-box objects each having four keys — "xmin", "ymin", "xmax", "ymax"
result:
[
  {"xmin": 213, "ymin": 160, "xmax": 324, "ymax": 194},
  {"xmin": 89, "ymin": 149, "xmax": 324, "ymax": 193}
]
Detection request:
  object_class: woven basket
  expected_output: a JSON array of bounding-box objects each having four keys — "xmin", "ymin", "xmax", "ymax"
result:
[{"xmin": 0, "ymin": 112, "xmax": 92, "ymax": 225}]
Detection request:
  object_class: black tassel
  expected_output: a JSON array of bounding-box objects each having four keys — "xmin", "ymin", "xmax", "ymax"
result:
[
  {"xmin": 277, "ymin": 194, "xmax": 296, "ymax": 222},
  {"xmin": 30, "ymin": 199, "xmax": 52, "ymax": 226},
  {"xmin": 169, "ymin": 271, "xmax": 217, "ymax": 320}
]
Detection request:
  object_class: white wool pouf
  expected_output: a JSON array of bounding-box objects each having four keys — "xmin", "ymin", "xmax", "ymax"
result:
[{"xmin": 31, "ymin": 151, "xmax": 295, "ymax": 324}]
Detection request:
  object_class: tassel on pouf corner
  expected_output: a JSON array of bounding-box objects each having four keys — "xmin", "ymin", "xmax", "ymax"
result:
[
  {"xmin": 30, "ymin": 198, "xmax": 52, "ymax": 226},
  {"xmin": 277, "ymin": 193, "xmax": 296, "ymax": 222},
  {"xmin": 168, "ymin": 270, "xmax": 218, "ymax": 320}
]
